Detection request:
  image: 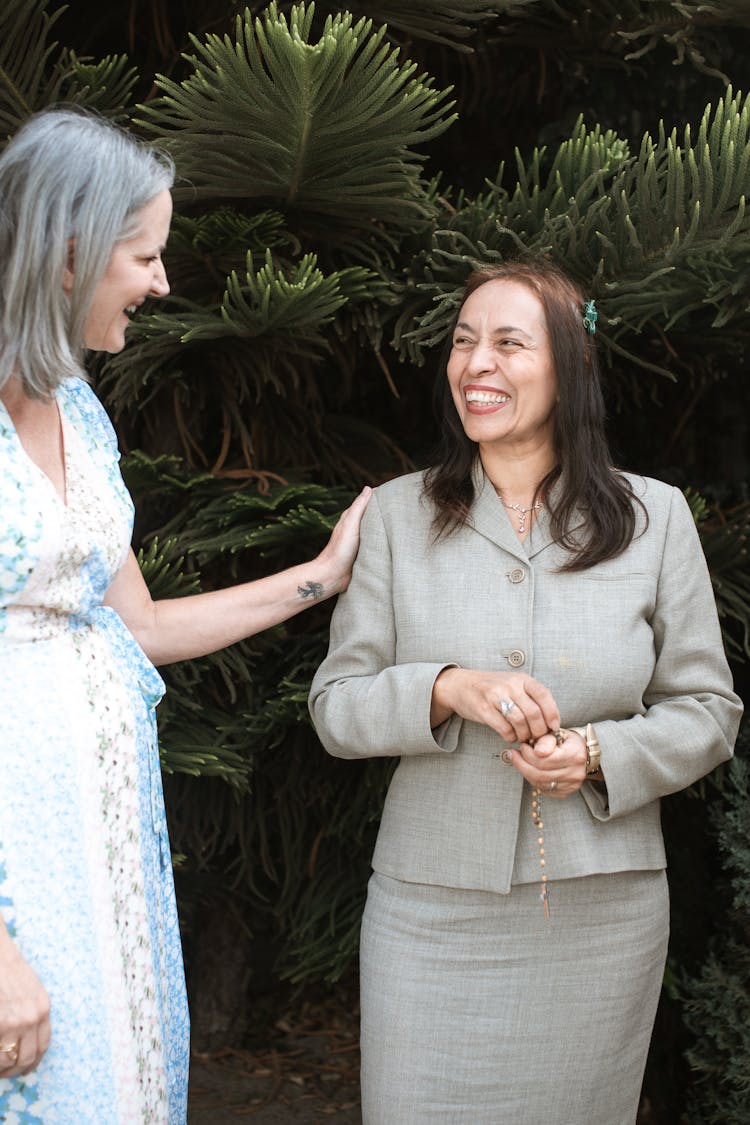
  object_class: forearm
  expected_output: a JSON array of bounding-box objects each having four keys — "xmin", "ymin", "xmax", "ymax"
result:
[
  {"xmin": 311, "ymin": 660, "xmax": 459, "ymax": 759},
  {"xmin": 580, "ymin": 487, "xmax": 742, "ymax": 820},
  {"xmin": 131, "ymin": 556, "xmax": 342, "ymax": 666},
  {"xmin": 580, "ymin": 695, "xmax": 740, "ymax": 821}
]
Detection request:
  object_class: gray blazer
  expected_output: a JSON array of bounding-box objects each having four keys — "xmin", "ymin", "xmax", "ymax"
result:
[{"xmin": 309, "ymin": 469, "xmax": 742, "ymax": 893}]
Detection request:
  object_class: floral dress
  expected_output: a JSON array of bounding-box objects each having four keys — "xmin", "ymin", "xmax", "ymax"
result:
[{"xmin": 0, "ymin": 378, "xmax": 189, "ymax": 1124}]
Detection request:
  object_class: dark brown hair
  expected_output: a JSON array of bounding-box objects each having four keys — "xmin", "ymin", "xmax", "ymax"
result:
[{"xmin": 423, "ymin": 260, "xmax": 644, "ymax": 571}]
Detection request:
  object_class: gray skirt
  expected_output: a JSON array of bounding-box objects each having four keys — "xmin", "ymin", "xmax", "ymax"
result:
[{"xmin": 360, "ymin": 870, "xmax": 669, "ymax": 1125}]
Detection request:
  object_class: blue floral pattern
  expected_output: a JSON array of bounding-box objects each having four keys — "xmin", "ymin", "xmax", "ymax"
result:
[{"xmin": 0, "ymin": 379, "xmax": 189, "ymax": 1123}]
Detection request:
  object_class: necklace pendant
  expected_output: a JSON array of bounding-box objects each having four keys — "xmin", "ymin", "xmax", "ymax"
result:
[{"xmin": 495, "ymin": 491, "xmax": 544, "ymax": 534}]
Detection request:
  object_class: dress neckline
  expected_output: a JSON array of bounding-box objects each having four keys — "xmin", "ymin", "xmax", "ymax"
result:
[{"xmin": 0, "ymin": 387, "xmax": 69, "ymax": 507}]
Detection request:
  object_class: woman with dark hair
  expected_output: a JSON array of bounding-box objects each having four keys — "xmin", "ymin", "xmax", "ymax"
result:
[
  {"xmin": 0, "ymin": 107, "xmax": 369, "ymax": 1123},
  {"xmin": 310, "ymin": 260, "xmax": 742, "ymax": 1124}
]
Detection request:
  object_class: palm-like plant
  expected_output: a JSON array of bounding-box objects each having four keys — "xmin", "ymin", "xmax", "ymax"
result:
[{"xmin": 2, "ymin": 1, "xmax": 749, "ymax": 1111}]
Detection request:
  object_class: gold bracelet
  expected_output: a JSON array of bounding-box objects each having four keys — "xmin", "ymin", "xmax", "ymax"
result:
[{"xmin": 571, "ymin": 723, "xmax": 601, "ymax": 775}]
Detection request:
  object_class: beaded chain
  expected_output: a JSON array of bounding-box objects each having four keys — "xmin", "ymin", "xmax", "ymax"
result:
[
  {"xmin": 531, "ymin": 727, "xmax": 564, "ymax": 920},
  {"xmin": 531, "ymin": 786, "xmax": 549, "ymax": 920}
]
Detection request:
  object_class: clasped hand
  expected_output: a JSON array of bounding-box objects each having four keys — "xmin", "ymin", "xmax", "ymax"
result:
[{"xmin": 431, "ymin": 667, "xmax": 587, "ymax": 798}]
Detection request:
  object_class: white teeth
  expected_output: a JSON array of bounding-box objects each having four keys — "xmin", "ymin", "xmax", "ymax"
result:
[
  {"xmin": 465, "ymin": 390, "xmax": 510, "ymax": 404},
  {"xmin": 125, "ymin": 304, "xmax": 137, "ymax": 315}
]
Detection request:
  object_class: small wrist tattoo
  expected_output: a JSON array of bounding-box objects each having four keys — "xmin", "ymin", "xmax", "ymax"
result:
[{"xmin": 298, "ymin": 580, "xmax": 324, "ymax": 601}]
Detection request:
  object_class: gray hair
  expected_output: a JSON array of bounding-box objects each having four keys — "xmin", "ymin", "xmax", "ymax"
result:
[{"xmin": 0, "ymin": 107, "xmax": 174, "ymax": 398}]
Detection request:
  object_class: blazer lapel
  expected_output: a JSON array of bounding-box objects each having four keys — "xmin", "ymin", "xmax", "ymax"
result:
[{"xmin": 468, "ymin": 462, "xmax": 559, "ymax": 561}]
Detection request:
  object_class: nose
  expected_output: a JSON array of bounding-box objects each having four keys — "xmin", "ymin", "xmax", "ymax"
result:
[
  {"xmin": 151, "ymin": 257, "xmax": 170, "ymax": 297},
  {"xmin": 466, "ymin": 338, "xmax": 496, "ymax": 375}
]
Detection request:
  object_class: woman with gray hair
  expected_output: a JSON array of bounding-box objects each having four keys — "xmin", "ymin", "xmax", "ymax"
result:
[{"xmin": 0, "ymin": 108, "xmax": 369, "ymax": 1123}]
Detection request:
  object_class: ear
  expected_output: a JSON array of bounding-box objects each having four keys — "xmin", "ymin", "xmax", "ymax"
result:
[{"xmin": 62, "ymin": 238, "xmax": 75, "ymax": 294}]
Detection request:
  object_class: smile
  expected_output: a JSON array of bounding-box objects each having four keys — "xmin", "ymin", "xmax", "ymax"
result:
[{"xmin": 465, "ymin": 390, "xmax": 510, "ymax": 404}]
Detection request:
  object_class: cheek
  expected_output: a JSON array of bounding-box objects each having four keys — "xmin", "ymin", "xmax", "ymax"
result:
[{"xmin": 446, "ymin": 355, "xmax": 463, "ymax": 405}]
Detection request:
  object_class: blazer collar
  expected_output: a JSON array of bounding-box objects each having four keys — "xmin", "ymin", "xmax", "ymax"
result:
[{"xmin": 468, "ymin": 461, "xmax": 560, "ymax": 561}]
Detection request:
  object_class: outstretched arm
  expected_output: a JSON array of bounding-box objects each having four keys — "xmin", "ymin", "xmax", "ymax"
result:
[{"xmin": 104, "ymin": 487, "xmax": 371, "ymax": 666}]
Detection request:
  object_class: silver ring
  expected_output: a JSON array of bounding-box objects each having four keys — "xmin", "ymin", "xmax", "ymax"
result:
[
  {"xmin": 498, "ymin": 698, "xmax": 517, "ymax": 718},
  {"xmin": 548, "ymin": 781, "xmax": 557, "ymax": 792}
]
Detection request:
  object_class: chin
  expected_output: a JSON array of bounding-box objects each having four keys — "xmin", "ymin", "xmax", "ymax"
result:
[{"xmin": 102, "ymin": 333, "xmax": 128, "ymax": 354}]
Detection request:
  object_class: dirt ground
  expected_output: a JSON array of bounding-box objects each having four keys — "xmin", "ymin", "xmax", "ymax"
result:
[
  {"xmin": 187, "ymin": 984, "xmax": 362, "ymax": 1124},
  {"xmin": 186, "ymin": 983, "xmax": 673, "ymax": 1124}
]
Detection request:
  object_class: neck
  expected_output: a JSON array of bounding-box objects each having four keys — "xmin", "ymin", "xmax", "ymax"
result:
[{"xmin": 479, "ymin": 443, "xmax": 556, "ymax": 505}]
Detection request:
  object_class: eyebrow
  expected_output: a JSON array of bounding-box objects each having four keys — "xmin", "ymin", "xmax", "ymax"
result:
[{"xmin": 454, "ymin": 320, "xmax": 532, "ymax": 338}]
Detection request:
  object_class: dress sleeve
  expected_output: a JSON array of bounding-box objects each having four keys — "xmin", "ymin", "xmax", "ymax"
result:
[
  {"xmin": 309, "ymin": 490, "xmax": 461, "ymax": 759},
  {"xmin": 581, "ymin": 487, "xmax": 743, "ymax": 822},
  {"xmin": 59, "ymin": 378, "xmax": 135, "ymax": 550},
  {"xmin": 61, "ymin": 377, "xmax": 121, "ymax": 460}
]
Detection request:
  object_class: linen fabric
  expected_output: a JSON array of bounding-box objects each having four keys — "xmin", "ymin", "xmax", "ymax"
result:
[
  {"xmin": 309, "ymin": 466, "xmax": 742, "ymax": 1123},
  {"xmin": 310, "ymin": 468, "xmax": 742, "ymax": 892},
  {"xmin": 0, "ymin": 379, "xmax": 188, "ymax": 1124},
  {"xmin": 360, "ymin": 870, "xmax": 670, "ymax": 1125}
]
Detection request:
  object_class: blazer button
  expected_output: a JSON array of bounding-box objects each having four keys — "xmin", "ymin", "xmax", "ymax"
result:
[
  {"xmin": 508, "ymin": 649, "xmax": 526, "ymax": 668},
  {"xmin": 500, "ymin": 749, "xmax": 513, "ymax": 764},
  {"xmin": 508, "ymin": 567, "xmax": 525, "ymax": 584}
]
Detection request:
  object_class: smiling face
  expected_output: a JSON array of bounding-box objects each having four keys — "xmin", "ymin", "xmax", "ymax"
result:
[
  {"xmin": 79, "ymin": 188, "xmax": 173, "ymax": 353},
  {"xmin": 446, "ymin": 278, "xmax": 558, "ymax": 459}
]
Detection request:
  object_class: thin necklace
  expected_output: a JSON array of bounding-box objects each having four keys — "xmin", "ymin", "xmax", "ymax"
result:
[{"xmin": 496, "ymin": 493, "xmax": 543, "ymax": 534}]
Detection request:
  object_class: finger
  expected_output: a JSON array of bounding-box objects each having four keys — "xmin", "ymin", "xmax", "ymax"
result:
[
  {"xmin": 518, "ymin": 733, "xmax": 558, "ymax": 764},
  {"xmin": 343, "ymin": 485, "xmax": 372, "ymax": 521},
  {"xmin": 522, "ymin": 679, "xmax": 561, "ymax": 731},
  {"xmin": 494, "ymin": 697, "xmax": 533, "ymax": 744},
  {"xmin": 38, "ymin": 1014, "xmax": 51, "ymax": 1056},
  {"xmin": 17, "ymin": 1016, "xmax": 51, "ymax": 1074},
  {"xmin": 515, "ymin": 743, "xmax": 564, "ymax": 783},
  {"xmin": 513, "ymin": 695, "xmax": 548, "ymax": 741},
  {"xmin": 0, "ymin": 1037, "xmax": 22, "ymax": 1078},
  {"xmin": 15, "ymin": 1029, "xmax": 38, "ymax": 1074}
]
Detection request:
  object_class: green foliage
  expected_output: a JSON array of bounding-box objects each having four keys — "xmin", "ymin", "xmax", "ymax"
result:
[
  {"xmin": 701, "ymin": 503, "xmax": 750, "ymax": 658},
  {"xmin": 398, "ymin": 93, "xmax": 750, "ymax": 383},
  {"xmin": 0, "ymin": 0, "xmax": 137, "ymax": 134},
  {"xmin": 314, "ymin": 0, "xmax": 507, "ymax": 51},
  {"xmin": 2, "ymin": 0, "xmax": 749, "ymax": 1103},
  {"xmin": 490, "ymin": 0, "xmax": 750, "ymax": 76},
  {"xmin": 681, "ymin": 741, "xmax": 750, "ymax": 1123},
  {"xmin": 137, "ymin": 2, "xmax": 456, "ymax": 252}
]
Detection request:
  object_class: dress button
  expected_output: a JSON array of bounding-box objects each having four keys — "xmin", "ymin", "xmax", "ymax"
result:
[
  {"xmin": 508, "ymin": 567, "xmax": 525, "ymax": 584},
  {"xmin": 508, "ymin": 649, "xmax": 526, "ymax": 668}
]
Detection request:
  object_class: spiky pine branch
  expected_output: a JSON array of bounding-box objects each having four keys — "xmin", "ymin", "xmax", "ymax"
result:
[
  {"xmin": 0, "ymin": 0, "xmax": 137, "ymax": 134},
  {"xmin": 137, "ymin": 2, "xmax": 456, "ymax": 244},
  {"xmin": 396, "ymin": 92, "xmax": 750, "ymax": 385}
]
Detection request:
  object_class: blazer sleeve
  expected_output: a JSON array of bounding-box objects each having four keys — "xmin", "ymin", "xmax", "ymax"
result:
[
  {"xmin": 581, "ymin": 486, "xmax": 743, "ymax": 822},
  {"xmin": 309, "ymin": 490, "xmax": 461, "ymax": 759}
]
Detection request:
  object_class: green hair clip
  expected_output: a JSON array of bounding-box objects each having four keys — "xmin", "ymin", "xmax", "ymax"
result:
[{"xmin": 582, "ymin": 299, "xmax": 598, "ymax": 335}]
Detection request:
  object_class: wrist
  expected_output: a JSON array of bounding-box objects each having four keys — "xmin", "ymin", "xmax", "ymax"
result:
[
  {"xmin": 299, "ymin": 555, "xmax": 338, "ymax": 601},
  {"xmin": 431, "ymin": 665, "xmax": 461, "ymax": 726},
  {"xmin": 571, "ymin": 722, "xmax": 602, "ymax": 777}
]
